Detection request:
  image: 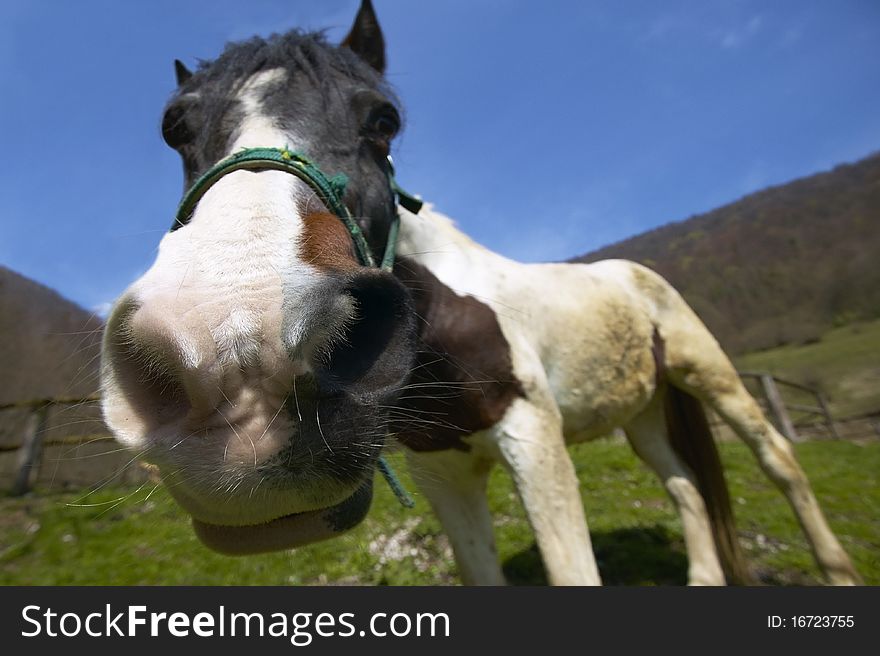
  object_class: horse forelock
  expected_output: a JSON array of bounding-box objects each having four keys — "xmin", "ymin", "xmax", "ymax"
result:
[{"xmin": 190, "ymin": 30, "xmax": 390, "ymax": 93}]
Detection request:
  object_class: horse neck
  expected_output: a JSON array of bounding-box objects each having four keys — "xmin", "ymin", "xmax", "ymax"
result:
[{"xmin": 395, "ymin": 204, "xmax": 510, "ymax": 277}]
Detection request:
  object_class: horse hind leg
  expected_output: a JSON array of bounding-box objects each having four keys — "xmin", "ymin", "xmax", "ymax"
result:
[
  {"xmin": 624, "ymin": 391, "xmax": 728, "ymax": 585},
  {"xmin": 662, "ymin": 326, "xmax": 862, "ymax": 585}
]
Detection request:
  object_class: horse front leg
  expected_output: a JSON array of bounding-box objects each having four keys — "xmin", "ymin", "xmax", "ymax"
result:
[
  {"xmin": 495, "ymin": 398, "xmax": 602, "ymax": 586},
  {"xmin": 405, "ymin": 449, "xmax": 506, "ymax": 585}
]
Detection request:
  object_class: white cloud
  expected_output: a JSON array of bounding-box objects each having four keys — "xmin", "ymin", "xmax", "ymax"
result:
[
  {"xmin": 91, "ymin": 301, "xmax": 114, "ymax": 319},
  {"xmin": 720, "ymin": 14, "xmax": 764, "ymax": 49},
  {"xmin": 642, "ymin": 11, "xmax": 767, "ymax": 51},
  {"xmin": 779, "ymin": 24, "xmax": 804, "ymax": 49}
]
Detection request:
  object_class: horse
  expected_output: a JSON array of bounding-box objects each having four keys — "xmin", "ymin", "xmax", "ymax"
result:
[{"xmin": 100, "ymin": 1, "xmax": 861, "ymax": 585}]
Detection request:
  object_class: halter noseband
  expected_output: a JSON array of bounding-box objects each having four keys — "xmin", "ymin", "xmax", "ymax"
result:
[
  {"xmin": 170, "ymin": 146, "xmax": 419, "ymax": 507},
  {"xmin": 171, "ymin": 146, "xmax": 421, "ymax": 271}
]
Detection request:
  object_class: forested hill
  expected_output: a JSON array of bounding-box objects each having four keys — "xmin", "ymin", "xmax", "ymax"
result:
[
  {"xmin": 573, "ymin": 153, "xmax": 880, "ymax": 354},
  {"xmin": 0, "ymin": 266, "xmax": 103, "ymax": 406}
]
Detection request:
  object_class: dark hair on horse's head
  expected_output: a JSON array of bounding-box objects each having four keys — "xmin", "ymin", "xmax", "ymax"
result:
[
  {"xmin": 199, "ymin": 30, "xmax": 389, "ymax": 91},
  {"xmin": 179, "ymin": 29, "xmax": 399, "ymax": 115},
  {"xmin": 166, "ymin": 29, "xmax": 402, "ymax": 177}
]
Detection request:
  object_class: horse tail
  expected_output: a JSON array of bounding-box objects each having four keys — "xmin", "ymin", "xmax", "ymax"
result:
[{"xmin": 664, "ymin": 385, "xmax": 753, "ymax": 585}]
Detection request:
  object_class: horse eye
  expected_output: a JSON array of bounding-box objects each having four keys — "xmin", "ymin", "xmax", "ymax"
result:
[
  {"xmin": 161, "ymin": 104, "xmax": 193, "ymax": 149},
  {"xmin": 371, "ymin": 113, "xmax": 399, "ymax": 140}
]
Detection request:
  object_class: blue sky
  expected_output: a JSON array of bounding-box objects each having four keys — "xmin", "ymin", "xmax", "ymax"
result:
[{"xmin": 2, "ymin": 0, "xmax": 879, "ymax": 315}]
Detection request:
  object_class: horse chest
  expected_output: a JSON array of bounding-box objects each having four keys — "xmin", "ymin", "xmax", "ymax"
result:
[{"xmin": 390, "ymin": 258, "xmax": 524, "ymax": 451}]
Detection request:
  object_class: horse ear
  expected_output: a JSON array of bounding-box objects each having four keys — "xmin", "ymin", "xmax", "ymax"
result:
[
  {"xmin": 341, "ymin": 0, "xmax": 386, "ymax": 74},
  {"xmin": 174, "ymin": 59, "xmax": 193, "ymax": 86}
]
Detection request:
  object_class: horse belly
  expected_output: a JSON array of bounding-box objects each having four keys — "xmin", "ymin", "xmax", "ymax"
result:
[
  {"xmin": 556, "ymin": 385, "xmax": 646, "ymax": 444},
  {"xmin": 541, "ymin": 300, "xmax": 658, "ymax": 443}
]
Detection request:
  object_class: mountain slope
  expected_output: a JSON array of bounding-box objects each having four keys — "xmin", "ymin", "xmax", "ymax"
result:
[
  {"xmin": 0, "ymin": 266, "xmax": 105, "ymax": 449},
  {"xmin": 574, "ymin": 153, "xmax": 880, "ymax": 354}
]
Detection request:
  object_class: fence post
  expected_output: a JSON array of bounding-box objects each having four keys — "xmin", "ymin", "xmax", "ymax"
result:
[
  {"xmin": 759, "ymin": 374, "xmax": 801, "ymax": 442},
  {"xmin": 12, "ymin": 405, "xmax": 50, "ymax": 496},
  {"xmin": 815, "ymin": 392, "xmax": 840, "ymax": 440}
]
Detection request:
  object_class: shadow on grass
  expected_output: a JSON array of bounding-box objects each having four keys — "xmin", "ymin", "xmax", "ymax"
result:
[{"xmin": 503, "ymin": 525, "xmax": 689, "ymax": 586}]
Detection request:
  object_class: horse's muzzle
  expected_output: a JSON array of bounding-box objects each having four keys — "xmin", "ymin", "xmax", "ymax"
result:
[{"xmin": 99, "ymin": 267, "xmax": 414, "ymax": 532}]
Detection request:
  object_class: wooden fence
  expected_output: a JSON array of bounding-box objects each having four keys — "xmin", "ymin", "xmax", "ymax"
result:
[
  {"xmin": 737, "ymin": 372, "xmax": 839, "ymax": 442},
  {"xmin": 0, "ymin": 371, "xmax": 850, "ymax": 494},
  {"xmin": 0, "ymin": 395, "xmax": 148, "ymax": 495}
]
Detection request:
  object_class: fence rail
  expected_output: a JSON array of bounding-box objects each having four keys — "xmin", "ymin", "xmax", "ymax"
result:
[
  {"xmin": 1, "ymin": 396, "xmax": 108, "ymax": 495},
  {"xmin": 0, "ymin": 372, "xmax": 850, "ymax": 495},
  {"xmin": 737, "ymin": 372, "xmax": 839, "ymax": 442},
  {"xmin": 0, "ymin": 395, "xmax": 101, "ymax": 411}
]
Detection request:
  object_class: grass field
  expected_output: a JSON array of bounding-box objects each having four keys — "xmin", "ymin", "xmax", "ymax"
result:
[
  {"xmin": 2, "ymin": 439, "xmax": 878, "ymax": 586},
  {"xmin": 733, "ymin": 318, "xmax": 880, "ymax": 420}
]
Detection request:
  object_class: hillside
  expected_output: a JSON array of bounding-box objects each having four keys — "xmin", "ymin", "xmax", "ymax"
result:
[
  {"xmin": 574, "ymin": 153, "xmax": 880, "ymax": 354},
  {"xmin": 0, "ymin": 266, "xmax": 105, "ymax": 450},
  {"xmin": 0, "ymin": 267, "xmax": 104, "ymax": 403}
]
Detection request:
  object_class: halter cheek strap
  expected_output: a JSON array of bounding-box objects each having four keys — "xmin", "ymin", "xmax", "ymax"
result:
[{"xmin": 171, "ymin": 146, "xmax": 417, "ymax": 507}]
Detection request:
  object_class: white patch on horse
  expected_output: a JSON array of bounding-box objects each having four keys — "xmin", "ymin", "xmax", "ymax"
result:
[
  {"xmin": 101, "ymin": 67, "xmax": 358, "ymax": 526},
  {"xmin": 230, "ymin": 68, "xmax": 299, "ymax": 152},
  {"xmin": 129, "ymin": 67, "xmax": 322, "ymax": 375},
  {"xmin": 397, "ymin": 204, "xmax": 861, "ymax": 586}
]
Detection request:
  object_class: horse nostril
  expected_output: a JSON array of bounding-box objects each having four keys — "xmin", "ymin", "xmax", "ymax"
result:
[
  {"xmin": 315, "ymin": 271, "xmax": 415, "ymax": 398},
  {"xmin": 102, "ymin": 298, "xmax": 213, "ymax": 430}
]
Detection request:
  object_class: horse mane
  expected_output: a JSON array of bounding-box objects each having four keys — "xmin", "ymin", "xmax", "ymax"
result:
[
  {"xmin": 191, "ymin": 30, "xmax": 390, "ymax": 93},
  {"xmin": 404, "ymin": 203, "xmax": 508, "ymax": 259}
]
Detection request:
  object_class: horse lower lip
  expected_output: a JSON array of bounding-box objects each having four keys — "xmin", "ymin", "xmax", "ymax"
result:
[
  {"xmin": 192, "ymin": 509, "xmax": 318, "ymax": 555},
  {"xmin": 192, "ymin": 482, "xmax": 373, "ymax": 555}
]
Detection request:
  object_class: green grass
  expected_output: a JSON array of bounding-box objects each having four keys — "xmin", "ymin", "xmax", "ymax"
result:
[
  {"xmin": 3, "ymin": 440, "xmax": 878, "ymax": 585},
  {"xmin": 733, "ymin": 318, "xmax": 880, "ymax": 419}
]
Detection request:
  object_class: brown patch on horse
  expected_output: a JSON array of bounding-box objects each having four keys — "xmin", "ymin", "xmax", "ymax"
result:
[
  {"xmin": 391, "ymin": 258, "xmax": 525, "ymax": 451},
  {"xmin": 651, "ymin": 326, "xmax": 666, "ymax": 386},
  {"xmin": 299, "ymin": 207, "xmax": 360, "ymax": 272}
]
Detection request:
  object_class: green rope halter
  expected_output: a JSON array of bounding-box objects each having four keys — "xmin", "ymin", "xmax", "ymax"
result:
[{"xmin": 171, "ymin": 146, "xmax": 417, "ymax": 508}]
